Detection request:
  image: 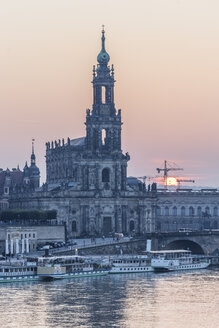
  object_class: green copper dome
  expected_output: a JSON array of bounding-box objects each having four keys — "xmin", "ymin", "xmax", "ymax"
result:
[{"xmin": 97, "ymin": 28, "xmax": 110, "ymax": 65}]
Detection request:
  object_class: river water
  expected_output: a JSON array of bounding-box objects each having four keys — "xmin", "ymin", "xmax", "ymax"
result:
[{"xmin": 0, "ymin": 269, "xmax": 218, "ymax": 328}]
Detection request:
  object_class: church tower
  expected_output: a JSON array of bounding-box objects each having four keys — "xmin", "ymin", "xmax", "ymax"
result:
[
  {"xmin": 28, "ymin": 139, "xmax": 40, "ymax": 189},
  {"xmin": 85, "ymin": 27, "xmax": 129, "ymax": 192}
]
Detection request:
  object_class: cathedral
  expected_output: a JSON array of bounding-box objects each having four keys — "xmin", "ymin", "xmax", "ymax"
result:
[
  {"xmin": 9, "ymin": 28, "xmax": 156, "ymax": 238},
  {"xmin": 8, "ymin": 29, "xmax": 219, "ymax": 237}
]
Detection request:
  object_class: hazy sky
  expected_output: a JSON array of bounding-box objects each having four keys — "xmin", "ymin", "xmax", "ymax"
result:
[{"xmin": 1, "ymin": 0, "xmax": 219, "ymax": 186}]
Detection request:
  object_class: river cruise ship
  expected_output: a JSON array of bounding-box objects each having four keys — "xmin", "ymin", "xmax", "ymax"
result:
[
  {"xmin": 37, "ymin": 255, "xmax": 109, "ymax": 280},
  {"xmin": 151, "ymin": 250, "xmax": 211, "ymax": 272},
  {"xmin": 0, "ymin": 258, "xmax": 38, "ymax": 283},
  {"xmin": 109, "ymin": 255, "xmax": 154, "ymax": 274}
]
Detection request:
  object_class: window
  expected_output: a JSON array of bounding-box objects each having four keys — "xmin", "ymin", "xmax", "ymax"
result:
[
  {"xmin": 213, "ymin": 207, "xmax": 218, "ymax": 216},
  {"xmin": 205, "ymin": 207, "xmax": 210, "ymax": 215},
  {"xmin": 165, "ymin": 206, "xmax": 169, "ymax": 216},
  {"xmin": 189, "ymin": 207, "xmax": 194, "ymax": 216},
  {"xmin": 213, "ymin": 220, "xmax": 218, "ymax": 229},
  {"xmin": 173, "ymin": 206, "xmax": 177, "ymax": 216},
  {"xmin": 181, "ymin": 207, "xmax": 186, "ymax": 217},
  {"xmin": 156, "ymin": 206, "xmax": 161, "ymax": 216},
  {"xmin": 101, "ymin": 86, "xmax": 106, "ymax": 104},
  {"xmin": 102, "ymin": 168, "xmax": 110, "ymax": 183},
  {"xmin": 72, "ymin": 221, "xmax": 77, "ymax": 232},
  {"xmin": 197, "ymin": 206, "xmax": 202, "ymax": 216},
  {"xmin": 129, "ymin": 220, "xmax": 135, "ymax": 232},
  {"xmin": 101, "ymin": 129, "xmax": 106, "ymax": 146},
  {"xmin": 4, "ymin": 187, "xmax": 9, "ymax": 194}
]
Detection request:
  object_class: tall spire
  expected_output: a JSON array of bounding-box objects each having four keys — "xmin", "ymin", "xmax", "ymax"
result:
[
  {"xmin": 31, "ymin": 138, "xmax": 36, "ymax": 165},
  {"xmin": 101, "ymin": 25, "xmax": 105, "ymax": 51},
  {"xmin": 97, "ymin": 25, "xmax": 110, "ymax": 66}
]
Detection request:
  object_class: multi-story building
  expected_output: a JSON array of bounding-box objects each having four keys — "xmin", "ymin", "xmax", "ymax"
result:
[
  {"xmin": 9, "ymin": 28, "xmax": 156, "ymax": 238},
  {"xmin": 0, "ymin": 143, "xmax": 40, "ymax": 211},
  {"xmin": 7, "ymin": 29, "xmax": 219, "ymax": 237}
]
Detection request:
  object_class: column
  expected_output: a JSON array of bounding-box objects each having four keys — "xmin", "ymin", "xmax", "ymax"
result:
[
  {"xmin": 5, "ymin": 239, "xmax": 9, "ymax": 255},
  {"xmin": 10, "ymin": 239, "xmax": 13, "ymax": 255},
  {"xmin": 26, "ymin": 239, "xmax": 29, "ymax": 253},
  {"xmin": 16, "ymin": 239, "xmax": 19, "ymax": 254},
  {"xmin": 21, "ymin": 239, "xmax": 25, "ymax": 253}
]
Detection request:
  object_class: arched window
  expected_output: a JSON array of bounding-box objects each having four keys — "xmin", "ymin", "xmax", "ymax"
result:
[
  {"xmin": 212, "ymin": 220, "xmax": 218, "ymax": 229},
  {"xmin": 156, "ymin": 206, "xmax": 161, "ymax": 216},
  {"xmin": 181, "ymin": 206, "xmax": 186, "ymax": 217},
  {"xmin": 129, "ymin": 220, "xmax": 135, "ymax": 232},
  {"xmin": 164, "ymin": 221, "xmax": 169, "ymax": 231},
  {"xmin": 197, "ymin": 206, "xmax": 202, "ymax": 216},
  {"xmin": 101, "ymin": 86, "xmax": 106, "ymax": 104},
  {"xmin": 72, "ymin": 221, "xmax": 77, "ymax": 232},
  {"xmin": 156, "ymin": 222, "xmax": 161, "ymax": 231},
  {"xmin": 164, "ymin": 206, "xmax": 169, "ymax": 216},
  {"xmin": 173, "ymin": 206, "xmax": 177, "ymax": 216},
  {"xmin": 189, "ymin": 206, "xmax": 194, "ymax": 216},
  {"xmin": 205, "ymin": 206, "xmax": 210, "ymax": 216},
  {"xmin": 173, "ymin": 221, "xmax": 177, "ymax": 231},
  {"xmin": 213, "ymin": 207, "xmax": 218, "ymax": 216},
  {"xmin": 101, "ymin": 129, "xmax": 106, "ymax": 146},
  {"xmin": 102, "ymin": 168, "xmax": 110, "ymax": 182}
]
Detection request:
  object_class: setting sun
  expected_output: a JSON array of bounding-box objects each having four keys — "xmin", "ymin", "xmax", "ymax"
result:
[{"xmin": 166, "ymin": 177, "xmax": 178, "ymax": 186}]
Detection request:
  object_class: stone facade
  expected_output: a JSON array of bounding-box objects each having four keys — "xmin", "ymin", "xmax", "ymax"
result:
[
  {"xmin": 156, "ymin": 190, "xmax": 219, "ymax": 232},
  {"xmin": 9, "ymin": 29, "xmax": 156, "ymax": 238},
  {"xmin": 8, "ymin": 29, "xmax": 219, "ymax": 238},
  {"xmin": 0, "ymin": 225, "xmax": 65, "ymax": 255},
  {"xmin": 0, "ymin": 140, "xmax": 40, "ymax": 211}
]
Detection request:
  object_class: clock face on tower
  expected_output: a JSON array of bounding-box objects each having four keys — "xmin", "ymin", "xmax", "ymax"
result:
[{"xmin": 100, "ymin": 104, "xmax": 110, "ymax": 115}]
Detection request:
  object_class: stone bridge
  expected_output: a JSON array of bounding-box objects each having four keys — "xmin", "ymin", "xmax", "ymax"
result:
[
  {"xmin": 151, "ymin": 231, "xmax": 219, "ymax": 255},
  {"xmin": 56, "ymin": 231, "xmax": 219, "ymax": 256}
]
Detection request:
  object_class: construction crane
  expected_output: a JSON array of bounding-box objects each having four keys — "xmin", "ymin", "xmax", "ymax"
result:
[
  {"xmin": 156, "ymin": 160, "xmax": 184, "ymax": 189},
  {"xmin": 176, "ymin": 179, "xmax": 195, "ymax": 188}
]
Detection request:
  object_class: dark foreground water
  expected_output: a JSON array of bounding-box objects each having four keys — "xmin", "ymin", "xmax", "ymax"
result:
[{"xmin": 0, "ymin": 269, "xmax": 218, "ymax": 328}]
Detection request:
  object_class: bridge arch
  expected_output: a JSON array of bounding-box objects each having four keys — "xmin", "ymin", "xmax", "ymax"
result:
[{"xmin": 165, "ymin": 239, "xmax": 204, "ymax": 254}]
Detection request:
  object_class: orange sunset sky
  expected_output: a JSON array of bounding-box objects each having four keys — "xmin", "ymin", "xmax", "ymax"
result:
[{"xmin": 0, "ymin": 0, "xmax": 219, "ymax": 186}]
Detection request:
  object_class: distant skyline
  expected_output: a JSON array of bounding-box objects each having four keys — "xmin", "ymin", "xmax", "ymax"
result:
[{"xmin": 1, "ymin": 0, "xmax": 219, "ymax": 186}]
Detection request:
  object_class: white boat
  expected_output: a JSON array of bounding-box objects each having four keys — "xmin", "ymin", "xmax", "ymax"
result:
[
  {"xmin": 37, "ymin": 255, "xmax": 109, "ymax": 280},
  {"xmin": 109, "ymin": 255, "xmax": 154, "ymax": 274},
  {"xmin": 0, "ymin": 258, "xmax": 39, "ymax": 283},
  {"xmin": 150, "ymin": 250, "xmax": 211, "ymax": 272}
]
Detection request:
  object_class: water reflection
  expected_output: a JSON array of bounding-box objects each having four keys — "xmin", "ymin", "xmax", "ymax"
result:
[{"xmin": 0, "ymin": 270, "xmax": 218, "ymax": 328}]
